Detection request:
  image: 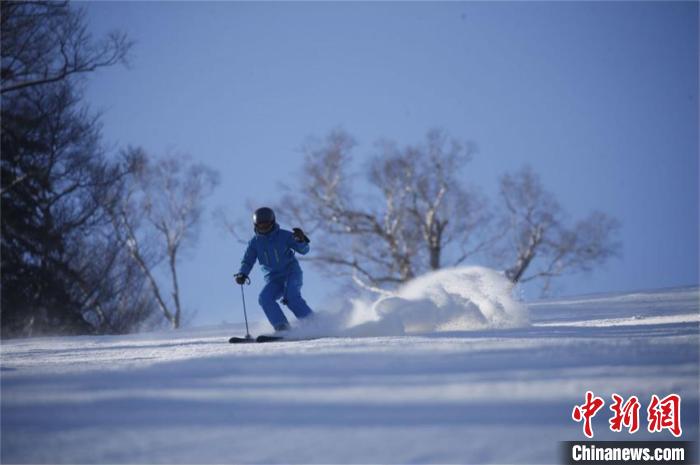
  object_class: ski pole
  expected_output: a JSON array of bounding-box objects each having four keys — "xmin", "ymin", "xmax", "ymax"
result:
[{"xmin": 239, "ymin": 278, "xmax": 252, "ymax": 340}]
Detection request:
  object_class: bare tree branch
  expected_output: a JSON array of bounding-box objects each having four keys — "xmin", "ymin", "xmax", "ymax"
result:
[
  {"xmin": 498, "ymin": 166, "xmax": 621, "ymax": 295},
  {"xmin": 1, "ymin": 2, "xmax": 133, "ymax": 94}
]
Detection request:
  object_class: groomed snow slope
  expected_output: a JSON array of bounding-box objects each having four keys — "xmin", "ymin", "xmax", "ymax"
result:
[{"xmin": 1, "ymin": 279, "xmax": 698, "ymax": 464}]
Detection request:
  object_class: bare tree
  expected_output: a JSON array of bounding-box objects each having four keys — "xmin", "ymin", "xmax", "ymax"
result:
[
  {"xmin": 1, "ymin": 1, "xmax": 132, "ymax": 95},
  {"xmin": 277, "ymin": 129, "xmax": 494, "ymax": 293},
  {"xmin": 106, "ymin": 149, "xmax": 219, "ymax": 329},
  {"xmin": 498, "ymin": 166, "xmax": 621, "ymax": 294}
]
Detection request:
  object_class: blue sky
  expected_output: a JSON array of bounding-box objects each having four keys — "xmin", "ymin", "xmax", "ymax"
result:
[{"xmin": 81, "ymin": 1, "xmax": 698, "ymax": 327}]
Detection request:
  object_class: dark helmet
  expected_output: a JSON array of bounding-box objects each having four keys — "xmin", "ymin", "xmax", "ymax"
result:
[{"xmin": 253, "ymin": 207, "xmax": 276, "ymax": 234}]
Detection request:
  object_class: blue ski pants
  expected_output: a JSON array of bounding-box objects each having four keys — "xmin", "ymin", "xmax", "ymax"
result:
[{"xmin": 258, "ymin": 265, "xmax": 313, "ymax": 330}]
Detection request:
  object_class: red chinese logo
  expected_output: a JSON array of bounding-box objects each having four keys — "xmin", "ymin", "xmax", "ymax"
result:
[
  {"xmin": 609, "ymin": 393, "xmax": 641, "ymax": 433},
  {"xmin": 647, "ymin": 394, "xmax": 682, "ymax": 437},
  {"xmin": 572, "ymin": 392, "xmax": 682, "ymax": 438},
  {"xmin": 572, "ymin": 391, "xmax": 605, "ymax": 438}
]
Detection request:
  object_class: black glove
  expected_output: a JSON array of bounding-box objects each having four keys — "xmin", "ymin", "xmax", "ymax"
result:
[
  {"xmin": 292, "ymin": 227, "xmax": 310, "ymax": 244},
  {"xmin": 234, "ymin": 273, "xmax": 249, "ymax": 285}
]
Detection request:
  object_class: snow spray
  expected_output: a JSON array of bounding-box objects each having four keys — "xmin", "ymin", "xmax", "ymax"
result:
[{"xmin": 289, "ymin": 266, "xmax": 529, "ymax": 338}]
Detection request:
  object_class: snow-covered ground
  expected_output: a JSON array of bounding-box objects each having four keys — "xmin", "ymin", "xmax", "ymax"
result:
[{"xmin": 1, "ymin": 272, "xmax": 698, "ymax": 464}]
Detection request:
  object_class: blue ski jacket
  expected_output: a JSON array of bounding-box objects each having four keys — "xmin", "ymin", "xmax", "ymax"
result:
[{"xmin": 238, "ymin": 224, "xmax": 310, "ymax": 281}]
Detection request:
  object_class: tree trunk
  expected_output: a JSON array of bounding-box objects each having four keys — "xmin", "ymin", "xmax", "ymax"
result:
[
  {"xmin": 506, "ymin": 226, "xmax": 543, "ymax": 283},
  {"xmin": 119, "ymin": 213, "xmax": 175, "ymax": 326},
  {"xmin": 168, "ymin": 247, "xmax": 181, "ymax": 329},
  {"xmin": 506, "ymin": 251, "xmax": 535, "ymax": 283},
  {"xmin": 429, "ymin": 245, "xmax": 441, "ymax": 270}
]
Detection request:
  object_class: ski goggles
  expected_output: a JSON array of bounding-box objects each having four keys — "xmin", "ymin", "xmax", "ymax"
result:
[{"xmin": 255, "ymin": 221, "xmax": 274, "ymax": 234}]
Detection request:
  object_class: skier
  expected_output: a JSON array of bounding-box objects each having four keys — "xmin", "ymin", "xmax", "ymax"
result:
[{"xmin": 234, "ymin": 207, "xmax": 314, "ymax": 332}]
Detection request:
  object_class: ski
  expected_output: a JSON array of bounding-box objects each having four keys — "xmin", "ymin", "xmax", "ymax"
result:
[
  {"xmin": 228, "ymin": 334, "xmax": 284, "ymax": 343},
  {"xmin": 228, "ymin": 334, "xmax": 320, "ymax": 344},
  {"xmin": 228, "ymin": 335, "xmax": 255, "ymax": 343},
  {"xmin": 256, "ymin": 334, "xmax": 285, "ymax": 343}
]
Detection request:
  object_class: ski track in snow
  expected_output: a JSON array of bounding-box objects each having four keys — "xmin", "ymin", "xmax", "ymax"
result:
[{"xmin": 1, "ymin": 284, "xmax": 698, "ymax": 464}]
